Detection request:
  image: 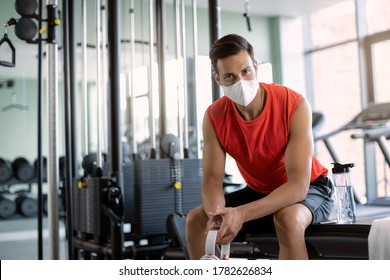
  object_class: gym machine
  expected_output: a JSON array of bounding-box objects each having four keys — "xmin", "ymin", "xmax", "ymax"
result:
[
  {"xmin": 315, "ymin": 102, "xmax": 390, "ymax": 205},
  {"xmin": 69, "ymin": 0, "xmax": 124, "ymax": 260},
  {"xmin": 123, "ymin": 0, "xmax": 202, "ymax": 259},
  {"xmin": 68, "ymin": 0, "xmax": 202, "ymax": 260}
]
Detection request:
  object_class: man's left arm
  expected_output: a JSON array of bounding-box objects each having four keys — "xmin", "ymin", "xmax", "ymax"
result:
[
  {"xmin": 241, "ymin": 96, "xmax": 313, "ymax": 207},
  {"xmin": 283, "ymin": 97, "xmax": 314, "ymax": 200}
]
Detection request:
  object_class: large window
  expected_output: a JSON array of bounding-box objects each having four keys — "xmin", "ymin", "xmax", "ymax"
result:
[
  {"xmin": 366, "ymin": 0, "xmax": 390, "ymax": 34},
  {"xmin": 369, "ymin": 39, "xmax": 390, "ymax": 103},
  {"xmin": 305, "ymin": 0, "xmax": 390, "ymax": 201},
  {"xmin": 310, "ymin": 42, "xmax": 365, "ymax": 198},
  {"xmin": 310, "ymin": 1, "xmax": 356, "ymax": 49}
]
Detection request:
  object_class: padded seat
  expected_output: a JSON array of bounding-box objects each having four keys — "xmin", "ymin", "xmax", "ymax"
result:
[{"xmin": 243, "ymin": 204, "xmax": 390, "ymax": 260}]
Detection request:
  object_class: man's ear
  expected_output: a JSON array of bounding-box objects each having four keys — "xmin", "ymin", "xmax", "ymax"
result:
[
  {"xmin": 213, "ymin": 71, "xmax": 220, "ymax": 85},
  {"xmin": 253, "ymin": 59, "xmax": 258, "ymax": 73}
]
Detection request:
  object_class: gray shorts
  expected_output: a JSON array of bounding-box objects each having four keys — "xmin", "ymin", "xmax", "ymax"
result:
[{"xmin": 225, "ymin": 176, "xmax": 334, "ymax": 236}]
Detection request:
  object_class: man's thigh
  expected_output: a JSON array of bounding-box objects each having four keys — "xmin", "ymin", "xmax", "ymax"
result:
[{"xmin": 225, "ymin": 187, "xmax": 275, "ymax": 237}]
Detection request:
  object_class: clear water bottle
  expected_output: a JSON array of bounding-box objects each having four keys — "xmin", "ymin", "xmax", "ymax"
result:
[{"xmin": 332, "ymin": 163, "xmax": 357, "ymax": 224}]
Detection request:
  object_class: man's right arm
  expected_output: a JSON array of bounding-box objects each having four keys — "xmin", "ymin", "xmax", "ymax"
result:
[{"xmin": 201, "ymin": 112, "xmax": 226, "ymax": 216}]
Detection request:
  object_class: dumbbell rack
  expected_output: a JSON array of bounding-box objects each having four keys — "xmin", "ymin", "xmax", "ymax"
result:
[
  {"xmin": 0, "ymin": 177, "xmax": 38, "ymax": 219},
  {"xmin": 0, "ymin": 179, "xmax": 65, "ymax": 220},
  {"xmin": 0, "ymin": 156, "xmax": 65, "ymax": 220}
]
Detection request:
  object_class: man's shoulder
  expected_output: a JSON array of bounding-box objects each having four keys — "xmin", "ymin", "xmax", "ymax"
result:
[
  {"xmin": 262, "ymin": 83, "xmax": 300, "ymax": 99},
  {"xmin": 208, "ymin": 96, "xmax": 230, "ymax": 111},
  {"xmin": 207, "ymin": 96, "xmax": 232, "ymax": 124},
  {"xmin": 262, "ymin": 82, "xmax": 289, "ymax": 92}
]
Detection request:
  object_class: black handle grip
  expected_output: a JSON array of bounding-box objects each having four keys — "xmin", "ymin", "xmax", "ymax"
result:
[{"xmin": 0, "ymin": 34, "xmax": 16, "ymax": 67}]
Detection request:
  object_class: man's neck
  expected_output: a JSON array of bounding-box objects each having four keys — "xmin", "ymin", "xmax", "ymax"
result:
[{"xmin": 236, "ymin": 86, "xmax": 265, "ymax": 121}]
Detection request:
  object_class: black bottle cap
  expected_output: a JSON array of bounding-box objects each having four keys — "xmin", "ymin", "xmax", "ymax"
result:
[{"xmin": 332, "ymin": 162, "xmax": 355, "ymax": 174}]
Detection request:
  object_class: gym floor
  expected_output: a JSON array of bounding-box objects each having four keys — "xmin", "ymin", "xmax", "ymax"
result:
[{"xmin": 0, "ymin": 217, "xmax": 67, "ymax": 260}]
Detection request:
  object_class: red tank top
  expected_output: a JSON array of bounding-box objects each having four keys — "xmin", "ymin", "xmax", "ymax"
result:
[{"xmin": 207, "ymin": 83, "xmax": 328, "ymax": 194}]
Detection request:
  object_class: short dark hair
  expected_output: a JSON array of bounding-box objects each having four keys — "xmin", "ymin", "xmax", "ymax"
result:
[{"xmin": 209, "ymin": 34, "xmax": 255, "ymax": 73}]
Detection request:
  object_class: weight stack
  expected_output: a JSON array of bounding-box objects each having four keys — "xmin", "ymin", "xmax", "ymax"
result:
[
  {"xmin": 73, "ymin": 177, "xmax": 86, "ymax": 232},
  {"xmin": 102, "ymin": 161, "xmax": 135, "ymax": 225},
  {"xmin": 134, "ymin": 159, "xmax": 174, "ymax": 236},
  {"xmin": 73, "ymin": 177, "xmax": 110, "ymax": 237},
  {"xmin": 180, "ymin": 158, "xmax": 202, "ymax": 214}
]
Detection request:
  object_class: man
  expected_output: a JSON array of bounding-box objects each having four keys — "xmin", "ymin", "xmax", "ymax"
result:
[{"xmin": 186, "ymin": 34, "xmax": 333, "ymax": 260}]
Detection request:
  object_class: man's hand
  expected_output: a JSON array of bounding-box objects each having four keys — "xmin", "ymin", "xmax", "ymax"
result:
[{"xmin": 207, "ymin": 207, "xmax": 244, "ymax": 245}]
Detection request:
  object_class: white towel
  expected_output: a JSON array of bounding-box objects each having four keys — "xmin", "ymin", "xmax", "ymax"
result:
[{"xmin": 368, "ymin": 216, "xmax": 390, "ymax": 260}]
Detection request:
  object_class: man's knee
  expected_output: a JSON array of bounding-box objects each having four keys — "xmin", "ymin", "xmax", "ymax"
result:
[
  {"xmin": 273, "ymin": 204, "xmax": 311, "ymax": 233},
  {"xmin": 186, "ymin": 206, "xmax": 207, "ymax": 232},
  {"xmin": 186, "ymin": 207, "xmax": 198, "ymax": 228}
]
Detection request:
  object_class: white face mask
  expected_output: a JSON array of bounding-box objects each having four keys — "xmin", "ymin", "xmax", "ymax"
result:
[{"xmin": 221, "ymin": 78, "xmax": 259, "ymax": 107}]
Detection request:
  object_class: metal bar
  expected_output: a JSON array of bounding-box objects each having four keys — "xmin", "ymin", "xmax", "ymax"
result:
[
  {"xmin": 37, "ymin": 0, "xmax": 43, "ymax": 260},
  {"xmin": 156, "ymin": 0, "xmax": 166, "ymax": 153},
  {"xmin": 148, "ymin": 0, "xmax": 156, "ymax": 158},
  {"xmin": 123, "ymin": 1, "xmax": 132, "ymax": 159},
  {"xmin": 129, "ymin": 0, "xmax": 137, "ymax": 158},
  {"xmin": 74, "ymin": 238, "xmax": 113, "ymax": 257},
  {"xmin": 63, "ymin": 0, "xmax": 75, "ymax": 260},
  {"xmin": 69, "ymin": 0, "xmax": 77, "ymax": 178},
  {"xmin": 121, "ymin": 39, "xmax": 157, "ymax": 45},
  {"xmin": 96, "ymin": 0, "xmax": 103, "ymax": 168},
  {"xmin": 322, "ymin": 139, "xmax": 340, "ymax": 163},
  {"xmin": 304, "ymin": 38, "xmax": 357, "ymax": 55},
  {"xmin": 107, "ymin": 0, "xmax": 123, "ymax": 181},
  {"xmin": 301, "ymin": 15, "xmax": 315, "ymax": 106},
  {"xmin": 69, "ymin": 0, "xmax": 78, "ymax": 259},
  {"xmin": 377, "ymin": 136, "xmax": 390, "ymax": 167},
  {"xmin": 46, "ymin": 1, "xmax": 60, "ymax": 260},
  {"xmin": 364, "ymin": 141, "xmax": 377, "ymax": 203},
  {"xmin": 61, "ymin": 0, "xmax": 71, "ymax": 259},
  {"xmin": 355, "ymin": 0, "xmax": 378, "ymax": 200},
  {"xmin": 181, "ymin": 0, "xmax": 189, "ymax": 158},
  {"xmin": 355, "ymin": 0, "xmax": 369, "ymax": 105},
  {"xmin": 208, "ymin": 0, "xmax": 221, "ymax": 102},
  {"xmin": 101, "ymin": 1, "xmax": 109, "ymax": 154},
  {"xmin": 81, "ymin": 0, "xmax": 89, "ymax": 155},
  {"xmin": 174, "ymin": 0, "xmax": 184, "ymax": 159},
  {"xmin": 192, "ymin": 0, "xmax": 200, "ymax": 158},
  {"xmin": 107, "ymin": 0, "xmax": 124, "ymax": 259}
]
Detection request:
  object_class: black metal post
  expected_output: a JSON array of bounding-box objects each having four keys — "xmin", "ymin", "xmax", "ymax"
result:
[
  {"xmin": 107, "ymin": 0, "xmax": 124, "ymax": 260},
  {"xmin": 208, "ymin": 0, "xmax": 221, "ymax": 102},
  {"xmin": 69, "ymin": 1, "xmax": 77, "ymax": 177},
  {"xmin": 37, "ymin": 0, "xmax": 43, "ymax": 260},
  {"xmin": 69, "ymin": 0, "xmax": 78, "ymax": 259},
  {"xmin": 62, "ymin": 0, "xmax": 75, "ymax": 260}
]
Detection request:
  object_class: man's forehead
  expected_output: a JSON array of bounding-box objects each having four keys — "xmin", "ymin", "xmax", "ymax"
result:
[{"xmin": 216, "ymin": 54, "xmax": 255, "ymax": 73}]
